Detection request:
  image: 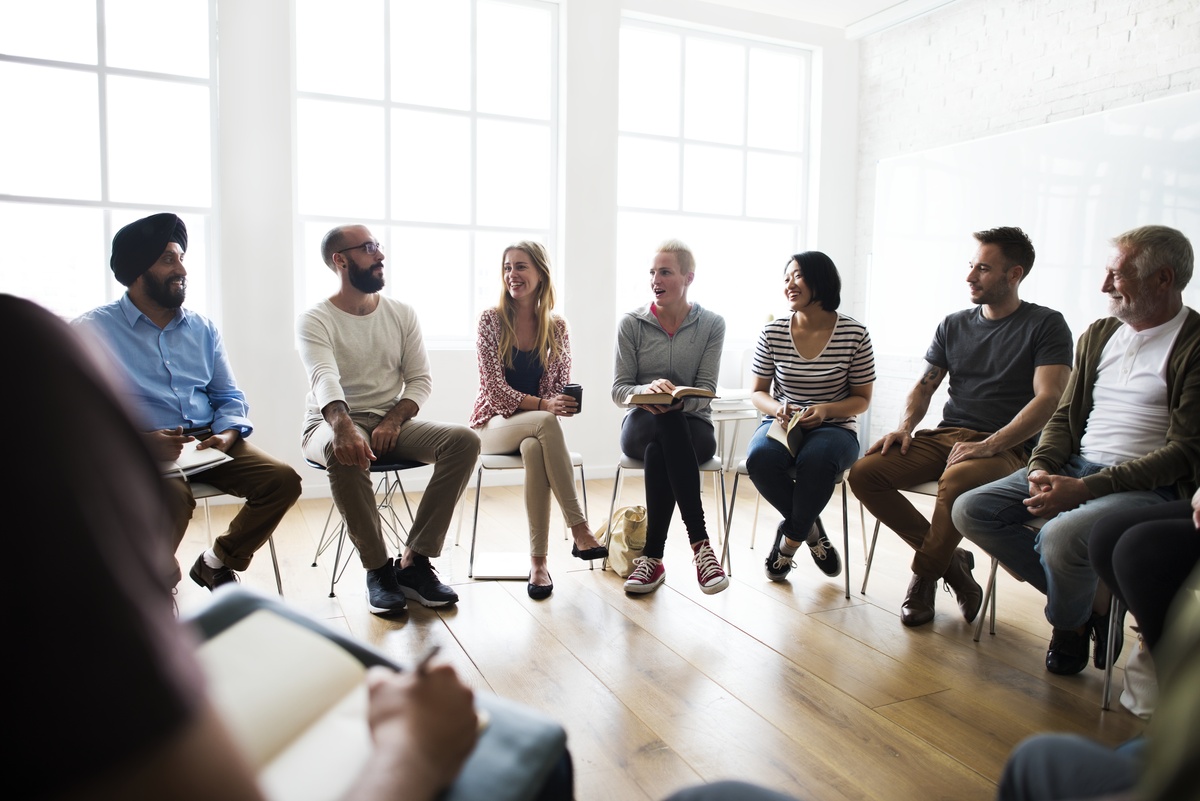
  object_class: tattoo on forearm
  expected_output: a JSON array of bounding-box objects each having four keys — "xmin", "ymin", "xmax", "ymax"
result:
[{"xmin": 919, "ymin": 366, "xmax": 942, "ymax": 386}]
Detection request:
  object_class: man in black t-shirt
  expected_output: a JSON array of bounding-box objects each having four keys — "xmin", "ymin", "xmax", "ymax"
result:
[{"xmin": 848, "ymin": 227, "xmax": 1073, "ymax": 627}]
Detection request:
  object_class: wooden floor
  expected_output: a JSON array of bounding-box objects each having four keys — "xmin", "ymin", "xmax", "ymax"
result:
[{"xmin": 175, "ymin": 475, "xmax": 1146, "ymax": 801}]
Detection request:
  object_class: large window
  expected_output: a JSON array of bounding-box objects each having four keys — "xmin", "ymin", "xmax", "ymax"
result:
[
  {"xmin": 0, "ymin": 0, "xmax": 217, "ymax": 320},
  {"xmin": 616, "ymin": 18, "xmax": 812, "ymax": 344},
  {"xmin": 294, "ymin": 0, "xmax": 558, "ymax": 345}
]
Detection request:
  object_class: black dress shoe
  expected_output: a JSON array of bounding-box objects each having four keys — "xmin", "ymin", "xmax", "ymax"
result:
[
  {"xmin": 900, "ymin": 574, "xmax": 938, "ymax": 627},
  {"xmin": 1090, "ymin": 606, "xmax": 1126, "ymax": 669},
  {"xmin": 571, "ymin": 543, "xmax": 609, "ymax": 561},
  {"xmin": 527, "ymin": 578, "xmax": 554, "ymax": 600},
  {"xmin": 1046, "ymin": 628, "xmax": 1090, "ymax": 675},
  {"xmin": 942, "ymin": 548, "xmax": 983, "ymax": 624}
]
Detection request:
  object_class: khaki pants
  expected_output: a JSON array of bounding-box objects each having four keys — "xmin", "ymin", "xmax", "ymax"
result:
[
  {"xmin": 479, "ymin": 411, "xmax": 586, "ymax": 557},
  {"xmin": 847, "ymin": 427, "xmax": 1026, "ymax": 579}
]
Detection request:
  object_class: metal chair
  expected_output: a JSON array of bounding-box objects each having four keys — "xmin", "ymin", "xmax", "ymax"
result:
[
  {"xmin": 601, "ymin": 453, "xmax": 727, "ymax": 571},
  {"xmin": 305, "ymin": 459, "xmax": 424, "ymax": 597},
  {"xmin": 724, "ymin": 459, "xmax": 852, "ymax": 599},
  {"xmin": 860, "ymin": 480, "xmax": 941, "ymax": 594},
  {"xmin": 190, "ymin": 482, "xmax": 284, "ymax": 596},
  {"xmin": 971, "ymin": 520, "xmax": 1121, "ymax": 710},
  {"xmin": 455, "ymin": 452, "xmax": 589, "ymax": 578}
]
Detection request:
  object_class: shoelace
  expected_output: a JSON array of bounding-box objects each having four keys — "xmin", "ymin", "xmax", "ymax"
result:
[
  {"xmin": 693, "ymin": 543, "xmax": 724, "ymax": 582},
  {"xmin": 771, "ymin": 551, "xmax": 796, "ymax": 571},
  {"xmin": 629, "ymin": 557, "xmax": 660, "ymax": 583},
  {"xmin": 809, "ymin": 538, "xmax": 830, "ymax": 560}
]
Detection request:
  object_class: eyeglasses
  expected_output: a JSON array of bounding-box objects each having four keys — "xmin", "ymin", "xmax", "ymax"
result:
[{"xmin": 337, "ymin": 241, "xmax": 383, "ymax": 256}]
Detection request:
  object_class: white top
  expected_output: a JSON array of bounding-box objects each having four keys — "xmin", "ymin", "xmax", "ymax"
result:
[
  {"xmin": 1080, "ymin": 306, "xmax": 1188, "ymax": 466},
  {"xmin": 297, "ymin": 297, "xmax": 432, "ymax": 427}
]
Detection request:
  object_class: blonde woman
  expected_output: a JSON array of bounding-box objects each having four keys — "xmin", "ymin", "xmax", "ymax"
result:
[{"xmin": 469, "ymin": 242, "xmax": 606, "ymax": 599}]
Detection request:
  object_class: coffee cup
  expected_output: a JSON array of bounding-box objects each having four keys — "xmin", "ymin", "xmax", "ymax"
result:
[{"xmin": 561, "ymin": 383, "xmax": 583, "ymax": 414}]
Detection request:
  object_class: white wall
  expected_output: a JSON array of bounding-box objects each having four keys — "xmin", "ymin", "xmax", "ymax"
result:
[
  {"xmin": 212, "ymin": 0, "xmax": 859, "ymax": 496},
  {"xmin": 854, "ymin": 0, "xmax": 1200, "ymax": 443}
]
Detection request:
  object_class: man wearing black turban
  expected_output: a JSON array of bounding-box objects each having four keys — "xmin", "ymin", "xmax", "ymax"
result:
[{"xmin": 74, "ymin": 213, "xmax": 302, "ymax": 591}]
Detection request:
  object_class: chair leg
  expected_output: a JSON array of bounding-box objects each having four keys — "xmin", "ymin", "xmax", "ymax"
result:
[
  {"xmin": 577, "ymin": 464, "xmax": 594, "ymax": 569},
  {"xmin": 312, "ymin": 501, "xmax": 339, "ymax": 566},
  {"xmin": 974, "ymin": 557, "xmax": 1000, "ymax": 642},
  {"xmin": 722, "ymin": 472, "xmax": 740, "ymax": 574},
  {"xmin": 842, "ymin": 484, "xmax": 850, "ymax": 600},
  {"xmin": 861, "ymin": 521, "xmax": 881, "ymax": 594},
  {"xmin": 267, "ymin": 534, "xmax": 284, "ymax": 597},
  {"xmin": 467, "ymin": 466, "xmax": 484, "ymax": 579},
  {"xmin": 750, "ymin": 492, "xmax": 760, "ymax": 549},
  {"xmin": 1102, "ymin": 597, "xmax": 1122, "ymax": 710},
  {"xmin": 716, "ymin": 469, "xmax": 727, "ymax": 573},
  {"xmin": 201, "ymin": 497, "xmax": 214, "ymax": 546},
  {"xmin": 601, "ymin": 466, "xmax": 624, "ymax": 572},
  {"xmin": 859, "ymin": 499, "xmax": 868, "ymax": 563}
]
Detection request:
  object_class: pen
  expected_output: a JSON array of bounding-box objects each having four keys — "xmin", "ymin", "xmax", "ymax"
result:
[{"xmin": 415, "ymin": 644, "xmax": 441, "ymax": 674}]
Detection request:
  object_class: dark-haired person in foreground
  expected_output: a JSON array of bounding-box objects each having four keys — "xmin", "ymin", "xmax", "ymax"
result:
[
  {"xmin": 10, "ymin": 294, "xmax": 479, "ymax": 801},
  {"xmin": 745, "ymin": 251, "xmax": 875, "ymax": 582},
  {"xmin": 954, "ymin": 225, "xmax": 1200, "ymax": 676},
  {"xmin": 848, "ymin": 227, "xmax": 1073, "ymax": 627},
  {"xmin": 74, "ymin": 213, "xmax": 301, "ymax": 591}
]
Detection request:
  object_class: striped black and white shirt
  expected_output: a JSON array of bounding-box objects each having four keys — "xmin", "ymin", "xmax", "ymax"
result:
[{"xmin": 752, "ymin": 313, "xmax": 876, "ymax": 432}]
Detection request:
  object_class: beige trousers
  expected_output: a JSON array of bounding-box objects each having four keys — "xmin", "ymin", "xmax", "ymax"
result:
[{"xmin": 478, "ymin": 411, "xmax": 586, "ymax": 556}]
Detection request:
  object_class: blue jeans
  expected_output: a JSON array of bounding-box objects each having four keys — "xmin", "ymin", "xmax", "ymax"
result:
[
  {"xmin": 951, "ymin": 456, "xmax": 1172, "ymax": 629},
  {"xmin": 745, "ymin": 421, "xmax": 860, "ymax": 543}
]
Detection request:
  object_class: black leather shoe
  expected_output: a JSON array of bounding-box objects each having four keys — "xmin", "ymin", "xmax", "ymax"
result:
[
  {"xmin": 571, "ymin": 543, "xmax": 609, "ymax": 561},
  {"xmin": 189, "ymin": 554, "xmax": 239, "ymax": 591},
  {"xmin": 527, "ymin": 577, "xmax": 554, "ymax": 600},
  {"xmin": 1090, "ymin": 606, "xmax": 1126, "ymax": 669},
  {"xmin": 1046, "ymin": 628, "xmax": 1090, "ymax": 675},
  {"xmin": 942, "ymin": 548, "xmax": 983, "ymax": 624},
  {"xmin": 900, "ymin": 574, "xmax": 937, "ymax": 627}
]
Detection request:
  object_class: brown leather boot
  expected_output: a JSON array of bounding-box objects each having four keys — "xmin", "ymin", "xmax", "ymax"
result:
[
  {"xmin": 900, "ymin": 574, "xmax": 938, "ymax": 627},
  {"xmin": 942, "ymin": 548, "xmax": 983, "ymax": 624}
]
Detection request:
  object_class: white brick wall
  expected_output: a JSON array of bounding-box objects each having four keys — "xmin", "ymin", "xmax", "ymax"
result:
[{"xmin": 852, "ymin": 0, "xmax": 1200, "ymax": 445}]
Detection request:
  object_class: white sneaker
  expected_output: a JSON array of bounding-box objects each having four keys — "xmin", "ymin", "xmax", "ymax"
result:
[{"xmin": 691, "ymin": 539, "xmax": 729, "ymax": 595}]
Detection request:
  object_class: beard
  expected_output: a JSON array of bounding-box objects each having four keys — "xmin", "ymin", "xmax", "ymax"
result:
[
  {"xmin": 1109, "ymin": 292, "xmax": 1155, "ymax": 326},
  {"xmin": 142, "ymin": 272, "xmax": 186, "ymax": 308},
  {"xmin": 349, "ymin": 261, "xmax": 385, "ymax": 294}
]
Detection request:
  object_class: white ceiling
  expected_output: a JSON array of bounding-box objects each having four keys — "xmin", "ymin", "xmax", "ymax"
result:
[{"xmin": 697, "ymin": 0, "xmax": 962, "ymax": 37}]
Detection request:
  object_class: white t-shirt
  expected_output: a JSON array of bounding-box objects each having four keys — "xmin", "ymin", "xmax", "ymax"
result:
[{"xmin": 1080, "ymin": 307, "xmax": 1188, "ymax": 466}]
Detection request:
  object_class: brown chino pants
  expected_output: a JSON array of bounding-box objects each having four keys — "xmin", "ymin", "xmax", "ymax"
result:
[{"xmin": 848, "ymin": 427, "xmax": 1026, "ymax": 579}]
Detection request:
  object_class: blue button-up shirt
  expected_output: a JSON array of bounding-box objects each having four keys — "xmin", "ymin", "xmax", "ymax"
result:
[{"xmin": 73, "ymin": 294, "xmax": 253, "ymax": 437}]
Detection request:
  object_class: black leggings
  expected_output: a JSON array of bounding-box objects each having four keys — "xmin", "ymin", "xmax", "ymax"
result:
[
  {"xmin": 1088, "ymin": 499, "xmax": 1198, "ymax": 653},
  {"xmin": 620, "ymin": 409, "xmax": 716, "ymax": 558}
]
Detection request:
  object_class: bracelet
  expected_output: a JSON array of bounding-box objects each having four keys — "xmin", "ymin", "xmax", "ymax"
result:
[{"xmin": 537, "ymin": 397, "xmax": 542, "ymax": 410}]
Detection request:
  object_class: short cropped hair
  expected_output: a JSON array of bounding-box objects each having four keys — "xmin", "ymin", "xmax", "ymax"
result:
[
  {"xmin": 1112, "ymin": 225, "xmax": 1194, "ymax": 290},
  {"xmin": 320, "ymin": 225, "xmax": 353, "ymax": 271},
  {"xmin": 657, "ymin": 239, "xmax": 695, "ymax": 274},
  {"xmin": 789, "ymin": 251, "xmax": 842, "ymax": 311},
  {"xmin": 973, "ymin": 227, "xmax": 1036, "ymax": 279}
]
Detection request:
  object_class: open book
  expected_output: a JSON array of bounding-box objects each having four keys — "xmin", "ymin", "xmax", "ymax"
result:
[
  {"xmin": 160, "ymin": 438, "xmax": 233, "ymax": 477},
  {"xmin": 767, "ymin": 411, "xmax": 805, "ymax": 456},
  {"xmin": 625, "ymin": 386, "xmax": 717, "ymax": 405},
  {"xmin": 197, "ymin": 609, "xmax": 373, "ymax": 801}
]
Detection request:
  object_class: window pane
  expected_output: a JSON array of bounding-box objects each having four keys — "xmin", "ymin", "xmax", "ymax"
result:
[
  {"xmin": 0, "ymin": 0, "xmax": 96, "ymax": 63},
  {"xmin": 392, "ymin": 226, "xmax": 473, "ymax": 339},
  {"xmin": 618, "ymin": 27, "xmax": 680, "ymax": 137},
  {"xmin": 683, "ymin": 37, "xmax": 744, "ymax": 145},
  {"xmin": 107, "ymin": 76, "xmax": 211, "ymax": 206},
  {"xmin": 391, "ymin": 0, "xmax": 470, "ymax": 110},
  {"xmin": 476, "ymin": 118, "xmax": 550, "ymax": 228},
  {"xmin": 105, "ymin": 0, "xmax": 209, "ymax": 78},
  {"xmin": 477, "ymin": 0, "xmax": 552, "ymax": 120},
  {"xmin": 747, "ymin": 47, "xmax": 805, "ymax": 151},
  {"xmin": 682, "ymin": 144, "xmax": 742, "ymax": 215},
  {"xmin": 617, "ymin": 136, "xmax": 679, "ymax": 210},
  {"xmin": 0, "ymin": 203, "xmax": 107, "ymax": 319},
  {"xmin": 297, "ymin": 98, "xmax": 386, "ymax": 218},
  {"xmin": 296, "ymin": 0, "xmax": 384, "ymax": 99},
  {"xmin": 0, "ymin": 63, "xmax": 101, "ymax": 200},
  {"xmin": 392, "ymin": 110, "xmax": 471, "ymax": 224},
  {"xmin": 746, "ymin": 152, "xmax": 802, "ymax": 219},
  {"xmin": 617, "ymin": 211, "xmax": 797, "ymax": 345}
]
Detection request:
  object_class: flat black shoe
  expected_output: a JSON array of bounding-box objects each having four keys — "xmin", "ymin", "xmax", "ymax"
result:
[
  {"xmin": 1046, "ymin": 628, "xmax": 1089, "ymax": 675},
  {"xmin": 527, "ymin": 577, "xmax": 554, "ymax": 600},
  {"xmin": 572, "ymin": 543, "xmax": 609, "ymax": 561}
]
